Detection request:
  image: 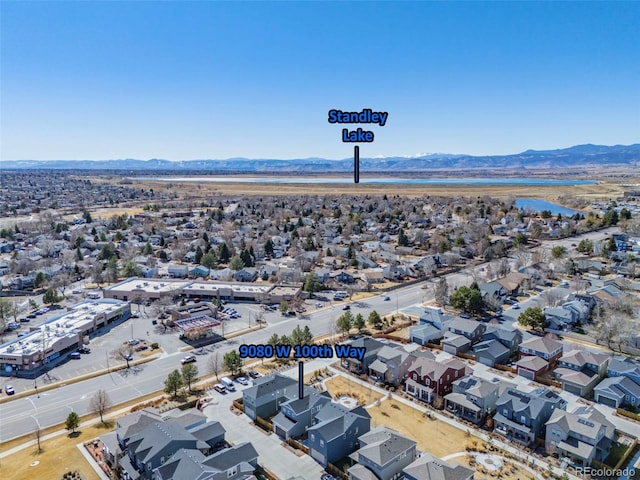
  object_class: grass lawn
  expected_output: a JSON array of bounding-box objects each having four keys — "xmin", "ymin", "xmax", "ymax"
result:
[
  {"xmin": 604, "ymin": 442, "xmax": 631, "ymax": 468},
  {"xmin": 324, "ymin": 376, "xmax": 384, "ymax": 405},
  {"xmin": 0, "ymin": 423, "xmax": 110, "ymax": 480},
  {"xmin": 367, "ymin": 399, "xmax": 479, "ymax": 458}
]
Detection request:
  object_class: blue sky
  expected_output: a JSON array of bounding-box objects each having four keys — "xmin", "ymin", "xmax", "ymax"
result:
[{"xmin": 1, "ymin": 1, "xmax": 639, "ymax": 161}]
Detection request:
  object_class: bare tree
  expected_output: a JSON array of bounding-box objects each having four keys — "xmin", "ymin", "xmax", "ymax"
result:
[
  {"xmin": 33, "ymin": 423, "xmax": 43, "ymax": 454},
  {"xmin": 90, "ymin": 389, "xmax": 112, "ymax": 425},
  {"xmin": 207, "ymin": 352, "xmax": 220, "ymax": 381},
  {"xmin": 112, "ymin": 345, "xmax": 134, "ymax": 369},
  {"xmin": 512, "ymin": 245, "xmax": 532, "ymax": 270}
]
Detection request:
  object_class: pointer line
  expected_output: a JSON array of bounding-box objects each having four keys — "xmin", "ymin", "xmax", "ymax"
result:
[{"xmin": 354, "ymin": 146, "xmax": 360, "ymax": 184}]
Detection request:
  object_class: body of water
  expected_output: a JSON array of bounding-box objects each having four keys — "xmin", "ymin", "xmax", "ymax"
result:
[
  {"xmin": 515, "ymin": 198, "xmax": 582, "ymax": 216},
  {"xmin": 131, "ymin": 176, "xmax": 596, "ymax": 186}
]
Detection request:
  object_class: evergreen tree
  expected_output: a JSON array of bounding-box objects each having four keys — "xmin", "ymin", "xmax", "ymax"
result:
[{"xmin": 218, "ymin": 243, "xmax": 230, "ymax": 263}]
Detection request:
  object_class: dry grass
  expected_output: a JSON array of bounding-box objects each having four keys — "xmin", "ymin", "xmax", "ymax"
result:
[
  {"xmin": 367, "ymin": 399, "xmax": 478, "ymax": 457},
  {"xmin": 0, "ymin": 423, "xmax": 109, "ymax": 480},
  {"xmin": 324, "ymin": 376, "xmax": 384, "ymax": 404},
  {"xmin": 453, "ymin": 455, "xmax": 536, "ymax": 480}
]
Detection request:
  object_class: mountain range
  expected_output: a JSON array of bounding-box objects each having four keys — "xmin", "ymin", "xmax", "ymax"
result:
[{"xmin": 2, "ymin": 143, "xmax": 639, "ymax": 172}]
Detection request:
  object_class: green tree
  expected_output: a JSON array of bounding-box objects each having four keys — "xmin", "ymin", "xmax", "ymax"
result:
[
  {"xmin": 143, "ymin": 242, "xmax": 153, "ymax": 255},
  {"xmin": 450, "ymin": 285, "xmax": 484, "ymax": 315},
  {"xmin": 82, "ymin": 210, "xmax": 92, "ymax": 223},
  {"xmin": 201, "ymin": 252, "xmax": 217, "ymax": 269},
  {"xmin": 279, "ymin": 300, "xmax": 289, "ymax": 314},
  {"xmin": 181, "ymin": 363, "xmax": 199, "ymax": 392},
  {"xmin": 43, "ymin": 288, "xmax": 61, "ymax": 305},
  {"xmin": 34, "ymin": 272, "xmax": 47, "ymax": 288},
  {"xmin": 122, "ymin": 261, "xmax": 142, "ymax": 278},
  {"xmin": 218, "ymin": 243, "xmax": 230, "ymax": 263},
  {"xmin": 367, "ymin": 310, "xmax": 383, "ymax": 329},
  {"xmin": 517, "ymin": 307, "xmax": 548, "ymax": 333},
  {"xmin": 98, "ymin": 243, "xmax": 118, "ymax": 261},
  {"xmin": 302, "ymin": 326, "xmax": 313, "ymax": 344},
  {"xmin": 576, "ymin": 239, "xmax": 593, "ymax": 254},
  {"xmin": 303, "ymin": 272, "xmax": 322, "ymax": 292},
  {"xmin": 336, "ymin": 312, "xmax": 354, "ymax": 337},
  {"xmin": 551, "ymin": 246, "xmax": 567, "ymax": 259},
  {"xmin": 602, "ymin": 209, "xmax": 619, "ymax": 226},
  {"xmin": 354, "ymin": 313, "xmax": 366, "ymax": 332},
  {"xmin": 240, "ymin": 249, "xmax": 254, "ymax": 267},
  {"xmin": 164, "ymin": 369, "xmax": 184, "ymax": 398},
  {"xmin": 223, "ymin": 350, "xmax": 243, "ymax": 375},
  {"xmin": 65, "ymin": 411, "xmax": 80, "ymax": 434},
  {"xmin": 267, "ymin": 333, "xmax": 280, "ymax": 348},
  {"xmin": 397, "ymin": 228, "xmax": 409, "ymax": 247},
  {"xmin": 194, "ymin": 246, "xmax": 204, "ymax": 264},
  {"xmin": 513, "ymin": 232, "xmax": 528, "ymax": 246},
  {"xmin": 229, "ymin": 256, "xmax": 245, "ymax": 271},
  {"xmin": 291, "ymin": 325, "xmax": 311, "ymax": 346},
  {"xmin": 264, "ymin": 238, "xmax": 274, "ymax": 257}
]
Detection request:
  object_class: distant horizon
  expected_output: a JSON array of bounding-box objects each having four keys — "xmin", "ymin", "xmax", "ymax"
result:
[
  {"xmin": 2, "ymin": 2, "xmax": 639, "ymax": 160},
  {"xmin": 4, "ymin": 142, "xmax": 639, "ymax": 163}
]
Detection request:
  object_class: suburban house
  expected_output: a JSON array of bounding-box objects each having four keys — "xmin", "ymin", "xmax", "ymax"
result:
[
  {"xmin": 493, "ymin": 388, "xmax": 567, "ymax": 446},
  {"xmin": 409, "ymin": 323, "xmax": 444, "ymax": 345},
  {"xmin": 347, "ymin": 427, "xmax": 418, "ymax": 480},
  {"xmin": 482, "ymin": 326, "xmax": 523, "ymax": 355},
  {"xmin": 271, "ymin": 388, "xmax": 332, "ymax": 440},
  {"xmin": 405, "ymin": 356, "xmax": 468, "ymax": 403},
  {"xmin": 594, "ymin": 376, "xmax": 640, "ymax": 409},
  {"xmin": 341, "ymin": 338, "xmax": 386, "ymax": 374},
  {"xmin": 554, "ymin": 350, "xmax": 610, "ymax": 397},
  {"xmin": 402, "ymin": 453, "xmax": 474, "ymax": 480},
  {"xmin": 544, "ymin": 300, "xmax": 592, "ymax": 330},
  {"xmin": 154, "ymin": 443, "xmax": 259, "ymax": 480},
  {"xmin": 242, "ymin": 373, "xmax": 298, "ymax": 421},
  {"xmin": 516, "ymin": 355, "xmax": 551, "ymax": 381},
  {"xmin": 478, "ymin": 281, "xmax": 507, "ymax": 309},
  {"xmin": 607, "ymin": 356, "xmax": 640, "ymax": 385},
  {"xmin": 517, "ymin": 336, "xmax": 563, "ymax": 379},
  {"xmin": 307, "ymin": 403, "xmax": 371, "ymax": 467},
  {"xmin": 368, "ymin": 344, "xmax": 413, "ymax": 386},
  {"xmin": 473, "ymin": 340, "xmax": 511, "ymax": 367},
  {"xmin": 419, "ymin": 307, "xmax": 454, "ymax": 330},
  {"xmin": 444, "ymin": 376, "xmax": 506, "ymax": 425},
  {"xmin": 446, "ymin": 318, "xmax": 486, "ymax": 345},
  {"xmin": 545, "ymin": 408, "xmax": 615, "ymax": 467}
]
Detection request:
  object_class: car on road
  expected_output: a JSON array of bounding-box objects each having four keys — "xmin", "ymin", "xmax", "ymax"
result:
[
  {"xmin": 19, "ymin": 317, "xmax": 30, "ymax": 322},
  {"xmin": 72, "ymin": 289, "xmax": 83, "ymax": 294},
  {"xmin": 70, "ymin": 352, "xmax": 82, "ymax": 359},
  {"xmin": 236, "ymin": 376, "xmax": 249, "ymax": 385},
  {"xmin": 181, "ymin": 355, "xmax": 196, "ymax": 364},
  {"xmin": 342, "ymin": 305, "xmax": 351, "ymax": 310},
  {"xmin": 77, "ymin": 346, "xmax": 91, "ymax": 354},
  {"xmin": 383, "ymin": 296, "xmax": 391, "ymax": 301},
  {"xmin": 512, "ymin": 303, "xmax": 520, "ymax": 310},
  {"xmin": 6, "ymin": 322, "xmax": 19, "ymax": 330},
  {"xmin": 5, "ymin": 385, "xmax": 15, "ymax": 395}
]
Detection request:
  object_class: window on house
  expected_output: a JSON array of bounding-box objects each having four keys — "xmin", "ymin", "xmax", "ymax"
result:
[
  {"xmin": 520, "ymin": 415, "xmax": 526, "ymax": 424},
  {"xmin": 227, "ymin": 466, "xmax": 237, "ymax": 477}
]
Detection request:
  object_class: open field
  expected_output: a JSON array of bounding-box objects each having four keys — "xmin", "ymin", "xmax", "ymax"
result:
[
  {"xmin": 323, "ymin": 375, "xmax": 384, "ymax": 405},
  {"xmin": 367, "ymin": 398, "xmax": 478, "ymax": 458},
  {"xmin": 0, "ymin": 423, "xmax": 106, "ymax": 480}
]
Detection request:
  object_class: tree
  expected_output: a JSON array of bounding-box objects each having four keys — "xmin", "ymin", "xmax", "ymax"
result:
[
  {"xmin": 164, "ymin": 369, "xmax": 184, "ymax": 398},
  {"xmin": 34, "ymin": 271, "xmax": 47, "ymax": 288},
  {"xmin": 450, "ymin": 285, "xmax": 484, "ymax": 315},
  {"xmin": 336, "ymin": 312, "xmax": 353, "ymax": 337},
  {"xmin": 112, "ymin": 345, "xmax": 134, "ymax": 369},
  {"xmin": 576, "ymin": 238, "xmax": 593, "ymax": 254},
  {"xmin": 434, "ymin": 277, "xmax": 449, "ymax": 306},
  {"xmin": 229, "ymin": 256, "xmax": 245, "ymax": 271},
  {"xmin": 517, "ymin": 307, "xmax": 548, "ymax": 333},
  {"xmin": 218, "ymin": 243, "xmax": 230, "ymax": 263},
  {"xmin": 207, "ymin": 352, "xmax": 220, "ymax": 380},
  {"xmin": 223, "ymin": 350, "xmax": 243, "ymax": 375},
  {"xmin": 279, "ymin": 300, "xmax": 289, "ymax": 314},
  {"xmin": 90, "ymin": 389, "xmax": 112, "ymax": 425},
  {"xmin": 181, "ymin": 362, "xmax": 199, "ymax": 392},
  {"xmin": 264, "ymin": 238, "xmax": 274, "ymax": 256},
  {"xmin": 194, "ymin": 246, "xmax": 204, "ymax": 264},
  {"xmin": 121, "ymin": 261, "xmax": 142, "ymax": 278},
  {"xmin": 43, "ymin": 288, "xmax": 61, "ymax": 305},
  {"xmin": 0, "ymin": 298, "xmax": 15, "ymax": 337},
  {"xmin": 65, "ymin": 411, "xmax": 80, "ymax": 434},
  {"xmin": 303, "ymin": 272, "xmax": 322, "ymax": 292},
  {"xmin": 551, "ymin": 246, "xmax": 567, "ymax": 259},
  {"xmin": 354, "ymin": 313, "xmax": 366, "ymax": 332},
  {"xmin": 397, "ymin": 228, "xmax": 409, "ymax": 247},
  {"xmin": 33, "ymin": 424, "xmax": 43, "ymax": 454},
  {"xmin": 201, "ymin": 252, "xmax": 217, "ymax": 269},
  {"xmin": 367, "ymin": 310, "xmax": 383, "ymax": 329}
]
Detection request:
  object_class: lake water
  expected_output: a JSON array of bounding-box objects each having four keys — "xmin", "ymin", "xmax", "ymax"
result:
[
  {"xmin": 132, "ymin": 176, "xmax": 596, "ymax": 186},
  {"xmin": 515, "ymin": 198, "xmax": 581, "ymax": 216}
]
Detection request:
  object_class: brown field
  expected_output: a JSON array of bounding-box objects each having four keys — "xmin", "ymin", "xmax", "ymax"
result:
[
  {"xmin": 0, "ymin": 423, "xmax": 107, "ymax": 480},
  {"xmin": 323, "ymin": 375, "xmax": 384, "ymax": 404},
  {"xmin": 367, "ymin": 399, "xmax": 476, "ymax": 457}
]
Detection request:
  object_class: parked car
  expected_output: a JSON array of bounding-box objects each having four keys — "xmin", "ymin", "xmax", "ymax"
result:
[
  {"xmin": 214, "ymin": 384, "xmax": 227, "ymax": 393},
  {"xmin": 316, "ymin": 302, "xmax": 323, "ymax": 308},
  {"xmin": 181, "ymin": 355, "xmax": 196, "ymax": 364},
  {"xmin": 128, "ymin": 338, "xmax": 140, "ymax": 345},
  {"xmin": 135, "ymin": 344, "xmax": 148, "ymax": 351},
  {"xmin": 383, "ymin": 296, "xmax": 391, "ymax": 301},
  {"xmin": 125, "ymin": 353, "xmax": 134, "ymax": 361},
  {"xmin": 72, "ymin": 289, "xmax": 83, "ymax": 294},
  {"xmin": 236, "ymin": 376, "xmax": 249, "ymax": 385},
  {"xmin": 512, "ymin": 303, "xmax": 520, "ymax": 310},
  {"xmin": 5, "ymin": 385, "xmax": 15, "ymax": 395},
  {"xmin": 19, "ymin": 317, "xmax": 30, "ymax": 323},
  {"xmin": 248, "ymin": 370, "xmax": 261, "ymax": 378},
  {"xmin": 459, "ymin": 313, "xmax": 471, "ymax": 319},
  {"xmin": 77, "ymin": 346, "xmax": 91, "ymax": 354},
  {"xmin": 70, "ymin": 352, "xmax": 82, "ymax": 359},
  {"xmin": 342, "ymin": 305, "xmax": 351, "ymax": 310}
]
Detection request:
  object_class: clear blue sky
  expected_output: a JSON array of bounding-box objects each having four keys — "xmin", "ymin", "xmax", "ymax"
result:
[{"xmin": 1, "ymin": 1, "xmax": 639, "ymax": 161}]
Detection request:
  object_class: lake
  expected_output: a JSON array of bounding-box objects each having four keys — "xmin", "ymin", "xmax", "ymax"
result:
[
  {"xmin": 515, "ymin": 198, "xmax": 581, "ymax": 216},
  {"xmin": 132, "ymin": 176, "xmax": 596, "ymax": 186}
]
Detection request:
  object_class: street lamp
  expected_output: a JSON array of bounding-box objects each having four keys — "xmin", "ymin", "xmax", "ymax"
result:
[{"xmin": 34, "ymin": 379, "xmax": 39, "ymax": 398}]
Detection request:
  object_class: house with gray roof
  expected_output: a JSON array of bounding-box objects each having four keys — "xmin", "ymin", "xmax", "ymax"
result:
[
  {"xmin": 555, "ymin": 349, "xmax": 610, "ymax": 397},
  {"xmin": 493, "ymin": 387, "xmax": 567, "ymax": 446},
  {"xmin": 348, "ymin": 426, "xmax": 418, "ymax": 480},
  {"xmin": 242, "ymin": 373, "xmax": 298, "ymax": 421},
  {"xmin": 473, "ymin": 340, "xmax": 511, "ymax": 367},
  {"xmin": 402, "ymin": 453, "xmax": 474, "ymax": 480},
  {"xmin": 446, "ymin": 318, "xmax": 486, "ymax": 345},
  {"xmin": 155, "ymin": 442, "xmax": 259, "ymax": 480},
  {"xmin": 607, "ymin": 356, "xmax": 640, "ymax": 385},
  {"xmin": 444, "ymin": 376, "xmax": 506, "ymax": 425},
  {"xmin": 594, "ymin": 375, "xmax": 640, "ymax": 409},
  {"xmin": 545, "ymin": 408, "xmax": 615, "ymax": 467},
  {"xmin": 518, "ymin": 336, "xmax": 563, "ymax": 374},
  {"xmin": 368, "ymin": 344, "xmax": 413, "ymax": 386},
  {"xmin": 271, "ymin": 388, "xmax": 332, "ymax": 440},
  {"xmin": 410, "ymin": 323, "xmax": 444, "ymax": 345},
  {"xmin": 308, "ymin": 403, "xmax": 371, "ymax": 467},
  {"xmin": 482, "ymin": 325, "xmax": 522, "ymax": 355},
  {"xmin": 341, "ymin": 337, "xmax": 386, "ymax": 374}
]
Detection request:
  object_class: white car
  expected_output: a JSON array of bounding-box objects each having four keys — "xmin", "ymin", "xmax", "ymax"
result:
[
  {"xmin": 5, "ymin": 385, "xmax": 15, "ymax": 395},
  {"xmin": 512, "ymin": 303, "xmax": 520, "ymax": 310},
  {"xmin": 236, "ymin": 376, "xmax": 249, "ymax": 385},
  {"xmin": 181, "ymin": 355, "xmax": 196, "ymax": 364}
]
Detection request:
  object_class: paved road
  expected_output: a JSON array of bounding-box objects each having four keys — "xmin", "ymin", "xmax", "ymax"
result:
[{"xmin": 0, "ymin": 226, "xmax": 622, "ymax": 443}]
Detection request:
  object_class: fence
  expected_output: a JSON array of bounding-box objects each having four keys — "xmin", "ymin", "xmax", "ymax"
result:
[
  {"xmin": 534, "ymin": 376, "xmax": 562, "ymax": 388},
  {"xmin": 254, "ymin": 415, "xmax": 273, "ymax": 432},
  {"xmin": 493, "ymin": 364, "xmax": 516, "ymax": 374},
  {"xmin": 326, "ymin": 461, "xmax": 348, "ymax": 480},
  {"xmin": 287, "ymin": 437, "xmax": 309, "ymax": 454}
]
